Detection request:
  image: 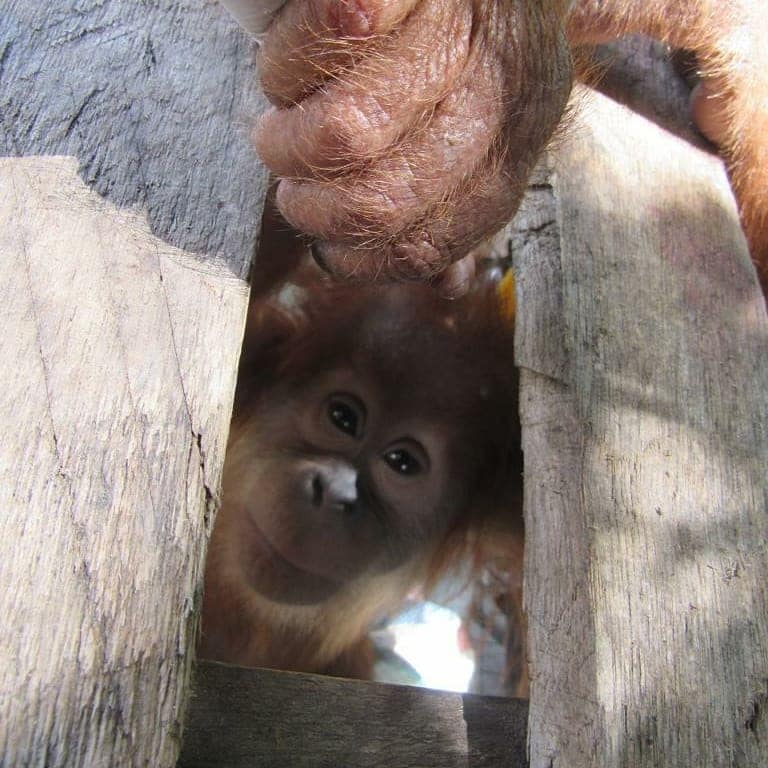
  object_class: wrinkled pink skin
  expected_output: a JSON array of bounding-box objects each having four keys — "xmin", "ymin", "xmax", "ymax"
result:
[{"xmin": 255, "ymin": 0, "xmax": 768, "ymax": 294}]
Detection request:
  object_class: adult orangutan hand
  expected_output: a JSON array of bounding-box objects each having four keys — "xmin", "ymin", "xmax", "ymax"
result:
[{"xmin": 246, "ymin": 0, "xmax": 572, "ymax": 293}]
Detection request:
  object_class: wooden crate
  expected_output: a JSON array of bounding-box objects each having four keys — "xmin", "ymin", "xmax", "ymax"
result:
[{"xmin": 1, "ymin": 4, "xmax": 766, "ymax": 766}]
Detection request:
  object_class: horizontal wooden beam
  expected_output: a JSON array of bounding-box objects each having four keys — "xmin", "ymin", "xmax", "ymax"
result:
[{"xmin": 181, "ymin": 662, "xmax": 529, "ymax": 768}]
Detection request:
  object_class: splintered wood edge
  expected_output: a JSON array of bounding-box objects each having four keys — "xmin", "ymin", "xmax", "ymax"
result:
[{"xmin": 1, "ymin": 2, "xmax": 268, "ymax": 765}]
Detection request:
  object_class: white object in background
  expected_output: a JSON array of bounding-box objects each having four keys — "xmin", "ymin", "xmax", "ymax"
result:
[
  {"xmin": 387, "ymin": 602, "xmax": 475, "ymax": 692},
  {"xmin": 219, "ymin": 0, "xmax": 289, "ymax": 38}
]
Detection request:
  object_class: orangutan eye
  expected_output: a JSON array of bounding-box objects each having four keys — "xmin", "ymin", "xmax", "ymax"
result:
[
  {"xmin": 383, "ymin": 448, "xmax": 421, "ymax": 475},
  {"xmin": 382, "ymin": 440, "xmax": 429, "ymax": 477},
  {"xmin": 327, "ymin": 394, "xmax": 365, "ymax": 438}
]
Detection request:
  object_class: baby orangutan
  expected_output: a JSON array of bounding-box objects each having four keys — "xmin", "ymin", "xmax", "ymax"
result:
[{"xmin": 198, "ymin": 250, "xmax": 522, "ymax": 677}]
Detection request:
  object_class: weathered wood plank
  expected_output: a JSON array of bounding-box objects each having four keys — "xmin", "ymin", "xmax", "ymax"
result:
[
  {"xmin": 1, "ymin": 0, "xmax": 266, "ymax": 275},
  {"xmin": 518, "ymin": 88, "xmax": 768, "ymax": 767},
  {"xmin": 180, "ymin": 661, "xmax": 529, "ymax": 768},
  {"xmin": 0, "ymin": 157, "xmax": 248, "ymax": 767},
  {"xmin": 0, "ymin": 2, "xmax": 268, "ymax": 765}
]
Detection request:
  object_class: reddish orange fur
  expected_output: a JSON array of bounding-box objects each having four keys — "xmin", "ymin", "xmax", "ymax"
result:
[
  {"xmin": 255, "ymin": 0, "xmax": 767, "ymax": 294},
  {"xmin": 198, "ymin": 224, "xmax": 523, "ymax": 678},
  {"xmin": 568, "ymin": 0, "xmax": 768, "ymax": 292}
]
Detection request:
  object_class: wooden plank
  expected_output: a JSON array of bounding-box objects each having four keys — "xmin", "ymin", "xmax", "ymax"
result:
[
  {"xmin": 0, "ymin": 0, "xmax": 266, "ymax": 274},
  {"xmin": 0, "ymin": 2, "xmax": 268, "ymax": 766},
  {"xmin": 518, "ymin": 88, "xmax": 768, "ymax": 767},
  {"xmin": 180, "ymin": 661, "xmax": 529, "ymax": 768}
]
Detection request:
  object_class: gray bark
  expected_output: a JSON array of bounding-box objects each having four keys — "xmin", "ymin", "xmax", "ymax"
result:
[{"xmin": 1, "ymin": 0, "xmax": 266, "ymax": 275}]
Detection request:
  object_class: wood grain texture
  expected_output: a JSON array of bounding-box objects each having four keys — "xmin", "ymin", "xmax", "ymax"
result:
[
  {"xmin": 0, "ymin": 157, "xmax": 251, "ymax": 767},
  {"xmin": 0, "ymin": 2, "xmax": 267, "ymax": 765},
  {"xmin": 180, "ymin": 661, "xmax": 529, "ymax": 768},
  {"xmin": 518, "ymin": 88, "xmax": 768, "ymax": 767},
  {"xmin": 0, "ymin": 0, "xmax": 267, "ymax": 275}
]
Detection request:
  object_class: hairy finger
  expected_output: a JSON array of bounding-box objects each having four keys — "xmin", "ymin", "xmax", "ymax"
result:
[
  {"xmin": 272, "ymin": 54, "xmax": 507, "ymax": 245},
  {"xmin": 305, "ymin": 149, "xmax": 532, "ymax": 282},
  {"xmin": 255, "ymin": 0, "xmax": 472, "ymax": 176},
  {"xmin": 259, "ymin": 0, "xmax": 419, "ymax": 105},
  {"xmin": 266, "ymin": 0, "xmax": 573, "ymax": 283}
]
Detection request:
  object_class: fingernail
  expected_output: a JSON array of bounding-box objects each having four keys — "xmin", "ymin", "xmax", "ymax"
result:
[
  {"xmin": 436, "ymin": 257, "xmax": 475, "ymax": 300},
  {"xmin": 335, "ymin": 0, "xmax": 372, "ymax": 37}
]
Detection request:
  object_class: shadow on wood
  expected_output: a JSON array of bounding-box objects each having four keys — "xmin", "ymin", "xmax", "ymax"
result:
[
  {"xmin": 516, "ymin": 88, "xmax": 768, "ymax": 767},
  {"xmin": 180, "ymin": 661, "xmax": 529, "ymax": 768}
]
